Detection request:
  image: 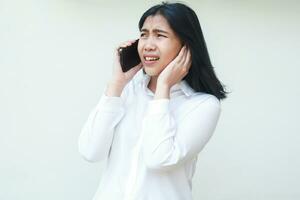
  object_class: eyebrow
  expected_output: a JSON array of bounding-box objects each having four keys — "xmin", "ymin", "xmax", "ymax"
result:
[{"xmin": 140, "ymin": 28, "xmax": 169, "ymax": 35}]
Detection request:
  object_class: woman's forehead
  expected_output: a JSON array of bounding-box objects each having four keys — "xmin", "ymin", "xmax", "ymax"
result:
[{"xmin": 141, "ymin": 14, "xmax": 172, "ymax": 31}]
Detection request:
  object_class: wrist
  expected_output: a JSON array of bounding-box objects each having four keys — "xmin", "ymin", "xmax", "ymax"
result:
[
  {"xmin": 105, "ymin": 81, "xmax": 127, "ymax": 97},
  {"xmin": 154, "ymin": 83, "xmax": 170, "ymax": 99}
]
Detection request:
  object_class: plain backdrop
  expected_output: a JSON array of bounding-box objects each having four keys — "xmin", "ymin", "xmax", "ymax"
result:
[{"xmin": 0, "ymin": 0, "xmax": 299, "ymax": 199}]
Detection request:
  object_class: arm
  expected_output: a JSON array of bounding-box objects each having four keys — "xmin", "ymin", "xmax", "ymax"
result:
[
  {"xmin": 78, "ymin": 85, "xmax": 125, "ymax": 163},
  {"xmin": 78, "ymin": 40, "xmax": 142, "ymax": 163},
  {"xmin": 141, "ymin": 95, "xmax": 221, "ymax": 171}
]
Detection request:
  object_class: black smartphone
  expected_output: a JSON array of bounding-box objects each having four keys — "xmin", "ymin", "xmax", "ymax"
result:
[{"xmin": 118, "ymin": 39, "xmax": 141, "ymax": 72}]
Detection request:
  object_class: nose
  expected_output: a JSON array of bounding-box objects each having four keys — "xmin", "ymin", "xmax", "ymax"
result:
[{"xmin": 143, "ymin": 38, "xmax": 156, "ymax": 51}]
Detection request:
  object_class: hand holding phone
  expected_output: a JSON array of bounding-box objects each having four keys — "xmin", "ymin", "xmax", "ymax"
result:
[{"xmin": 118, "ymin": 39, "xmax": 141, "ymax": 72}]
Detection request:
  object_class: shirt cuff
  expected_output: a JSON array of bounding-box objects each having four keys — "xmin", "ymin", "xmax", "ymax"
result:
[
  {"xmin": 146, "ymin": 99, "xmax": 170, "ymax": 115},
  {"xmin": 95, "ymin": 93, "xmax": 124, "ymax": 113}
]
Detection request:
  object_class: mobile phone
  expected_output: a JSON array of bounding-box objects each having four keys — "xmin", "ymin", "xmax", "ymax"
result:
[{"xmin": 118, "ymin": 39, "xmax": 141, "ymax": 72}]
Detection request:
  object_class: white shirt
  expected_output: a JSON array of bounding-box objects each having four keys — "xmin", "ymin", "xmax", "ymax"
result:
[{"xmin": 78, "ymin": 69, "xmax": 221, "ymax": 200}]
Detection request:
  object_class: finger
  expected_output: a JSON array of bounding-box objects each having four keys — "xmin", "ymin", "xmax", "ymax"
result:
[
  {"xmin": 176, "ymin": 46, "xmax": 188, "ymax": 68},
  {"xmin": 117, "ymin": 40, "xmax": 136, "ymax": 50},
  {"xmin": 180, "ymin": 48, "xmax": 191, "ymax": 73},
  {"xmin": 119, "ymin": 42, "xmax": 130, "ymax": 48},
  {"xmin": 183, "ymin": 48, "xmax": 192, "ymax": 69},
  {"xmin": 174, "ymin": 45, "xmax": 186, "ymax": 64},
  {"xmin": 125, "ymin": 39, "xmax": 138, "ymax": 46},
  {"xmin": 180, "ymin": 46, "xmax": 188, "ymax": 64},
  {"xmin": 128, "ymin": 39, "xmax": 138, "ymax": 44},
  {"xmin": 170, "ymin": 47, "xmax": 185, "ymax": 70}
]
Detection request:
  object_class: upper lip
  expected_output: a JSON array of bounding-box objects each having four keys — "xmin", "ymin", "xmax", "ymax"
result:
[{"xmin": 143, "ymin": 54, "xmax": 159, "ymax": 58}]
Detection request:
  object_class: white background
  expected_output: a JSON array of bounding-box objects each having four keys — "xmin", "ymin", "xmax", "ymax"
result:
[{"xmin": 0, "ymin": 0, "xmax": 299, "ymax": 199}]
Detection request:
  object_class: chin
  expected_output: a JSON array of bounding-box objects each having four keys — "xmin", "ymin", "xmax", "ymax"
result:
[{"xmin": 144, "ymin": 67, "xmax": 160, "ymax": 77}]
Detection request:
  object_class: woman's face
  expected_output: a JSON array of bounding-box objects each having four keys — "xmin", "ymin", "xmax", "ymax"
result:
[{"xmin": 138, "ymin": 14, "xmax": 183, "ymax": 77}]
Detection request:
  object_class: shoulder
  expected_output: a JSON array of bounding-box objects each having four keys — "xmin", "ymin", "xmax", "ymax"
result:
[
  {"xmin": 184, "ymin": 92, "xmax": 221, "ymax": 116},
  {"xmin": 189, "ymin": 92, "xmax": 220, "ymax": 106},
  {"xmin": 179, "ymin": 80, "xmax": 220, "ymax": 111}
]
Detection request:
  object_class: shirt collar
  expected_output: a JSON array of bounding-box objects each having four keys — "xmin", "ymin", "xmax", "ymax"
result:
[{"xmin": 134, "ymin": 69, "xmax": 196, "ymax": 97}]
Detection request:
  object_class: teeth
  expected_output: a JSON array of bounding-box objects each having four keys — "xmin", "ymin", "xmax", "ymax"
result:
[{"xmin": 145, "ymin": 57, "xmax": 159, "ymax": 61}]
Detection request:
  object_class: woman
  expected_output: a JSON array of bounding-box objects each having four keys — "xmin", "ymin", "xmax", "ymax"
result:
[{"xmin": 78, "ymin": 2, "xmax": 227, "ymax": 200}]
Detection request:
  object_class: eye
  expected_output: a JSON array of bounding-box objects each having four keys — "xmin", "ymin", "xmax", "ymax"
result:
[
  {"xmin": 140, "ymin": 33, "xmax": 147, "ymax": 38},
  {"xmin": 157, "ymin": 34, "xmax": 166, "ymax": 38}
]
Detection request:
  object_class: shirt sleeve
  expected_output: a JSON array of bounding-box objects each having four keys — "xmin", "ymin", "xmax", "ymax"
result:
[
  {"xmin": 141, "ymin": 95, "xmax": 221, "ymax": 171},
  {"xmin": 78, "ymin": 92, "xmax": 125, "ymax": 163}
]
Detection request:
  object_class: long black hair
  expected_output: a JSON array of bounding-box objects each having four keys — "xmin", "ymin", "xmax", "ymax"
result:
[{"xmin": 138, "ymin": 2, "xmax": 228, "ymax": 100}]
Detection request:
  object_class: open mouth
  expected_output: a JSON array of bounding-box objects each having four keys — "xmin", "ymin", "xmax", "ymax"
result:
[{"xmin": 144, "ymin": 56, "xmax": 160, "ymax": 62}]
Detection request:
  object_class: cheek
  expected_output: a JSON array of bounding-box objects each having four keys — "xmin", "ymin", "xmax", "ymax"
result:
[
  {"xmin": 160, "ymin": 39, "xmax": 182, "ymax": 60},
  {"xmin": 162, "ymin": 46, "xmax": 180, "ymax": 62},
  {"xmin": 137, "ymin": 42, "xmax": 143, "ymax": 58}
]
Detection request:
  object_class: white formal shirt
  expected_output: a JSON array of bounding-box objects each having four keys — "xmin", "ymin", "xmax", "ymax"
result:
[{"xmin": 78, "ymin": 69, "xmax": 221, "ymax": 200}]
